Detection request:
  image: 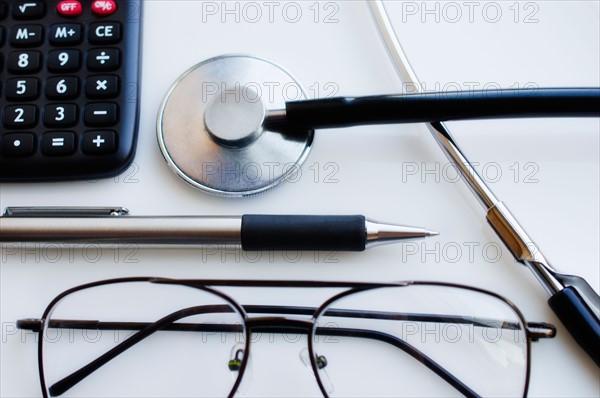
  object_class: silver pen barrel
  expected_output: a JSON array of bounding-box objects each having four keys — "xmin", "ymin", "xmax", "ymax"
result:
[{"xmin": 0, "ymin": 216, "xmax": 242, "ymax": 246}]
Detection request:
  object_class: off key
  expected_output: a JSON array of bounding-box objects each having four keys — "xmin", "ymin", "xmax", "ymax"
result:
[{"xmin": 57, "ymin": 1, "xmax": 83, "ymax": 17}]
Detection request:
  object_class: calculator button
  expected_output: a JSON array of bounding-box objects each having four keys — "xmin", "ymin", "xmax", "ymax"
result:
[
  {"xmin": 87, "ymin": 48, "xmax": 120, "ymax": 71},
  {"xmin": 12, "ymin": 1, "xmax": 45, "ymax": 19},
  {"xmin": 84, "ymin": 103, "xmax": 118, "ymax": 126},
  {"xmin": 89, "ymin": 22, "xmax": 121, "ymax": 44},
  {"xmin": 5, "ymin": 78, "xmax": 40, "ymax": 101},
  {"xmin": 83, "ymin": 130, "xmax": 116, "ymax": 155},
  {"xmin": 56, "ymin": 1, "xmax": 83, "ymax": 17},
  {"xmin": 8, "ymin": 50, "xmax": 42, "ymax": 73},
  {"xmin": 49, "ymin": 24, "xmax": 82, "ymax": 45},
  {"xmin": 1, "ymin": 133, "xmax": 35, "ymax": 157},
  {"xmin": 48, "ymin": 49, "xmax": 81, "ymax": 72},
  {"xmin": 91, "ymin": 0, "xmax": 117, "ymax": 16},
  {"xmin": 42, "ymin": 132, "xmax": 76, "ymax": 156},
  {"xmin": 3, "ymin": 105, "xmax": 37, "ymax": 128},
  {"xmin": 86, "ymin": 75, "xmax": 119, "ymax": 98},
  {"xmin": 46, "ymin": 76, "xmax": 79, "ymax": 99},
  {"xmin": 43, "ymin": 104, "xmax": 78, "ymax": 127},
  {"xmin": 0, "ymin": 2, "xmax": 7, "ymax": 19},
  {"xmin": 10, "ymin": 25, "xmax": 43, "ymax": 46}
]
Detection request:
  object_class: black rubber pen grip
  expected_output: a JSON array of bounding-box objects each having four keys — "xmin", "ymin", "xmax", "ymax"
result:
[
  {"xmin": 548, "ymin": 286, "xmax": 600, "ymax": 367},
  {"xmin": 241, "ymin": 215, "xmax": 366, "ymax": 251}
]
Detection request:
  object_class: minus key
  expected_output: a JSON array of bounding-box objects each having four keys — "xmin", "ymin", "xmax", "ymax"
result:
[{"xmin": 84, "ymin": 103, "xmax": 118, "ymax": 126}]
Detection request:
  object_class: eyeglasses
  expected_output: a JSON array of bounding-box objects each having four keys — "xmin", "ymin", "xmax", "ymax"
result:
[{"xmin": 18, "ymin": 277, "xmax": 556, "ymax": 398}]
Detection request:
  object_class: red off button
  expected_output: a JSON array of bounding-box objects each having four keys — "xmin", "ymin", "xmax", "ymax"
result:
[
  {"xmin": 57, "ymin": 0, "xmax": 83, "ymax": 16},
  {"xmin": 92, "ymin": 0, "xmax": 117, "ymax": 16}
]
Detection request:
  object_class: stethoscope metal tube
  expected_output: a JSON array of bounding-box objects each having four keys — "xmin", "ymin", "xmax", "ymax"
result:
[{"xmin": 369, "ymin": 0, "xmax": 600, "ymax": 367}]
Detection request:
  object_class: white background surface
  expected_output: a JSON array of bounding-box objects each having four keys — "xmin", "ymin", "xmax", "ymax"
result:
[{"xmin": 1, "ymin": 0, "xmax": 599, "ymax": 396}]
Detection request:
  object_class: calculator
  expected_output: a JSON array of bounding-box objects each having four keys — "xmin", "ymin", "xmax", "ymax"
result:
[{"xmin": 0, "ymin": 0, "xmax": 141, "ymax": 181}]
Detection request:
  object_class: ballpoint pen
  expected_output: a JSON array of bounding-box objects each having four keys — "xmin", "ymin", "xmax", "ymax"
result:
[
  {"xmin": 369, "ymin": 1, "xmax": 600, "ymax": 367},
  {"xmin": 0, "ymin": 207, "xmax": 438, "ymax": 251}
]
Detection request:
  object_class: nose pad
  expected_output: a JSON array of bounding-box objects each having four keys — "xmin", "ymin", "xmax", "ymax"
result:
[
  {"xmin": 229, "ymin": 344, "xmax": 252, "ymax": 395},
  {"xmin": 228, "ymin": 347, "xmax": 244, "ymax": 371},
  {"xmin": 300, "ymin": 348, "xmax": 335, "ymax": 394}
]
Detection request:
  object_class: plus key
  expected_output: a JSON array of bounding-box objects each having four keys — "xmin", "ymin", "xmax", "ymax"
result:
[{"xmin": 83, "ymin": 131, "xmax": 116, "ymax": 155}]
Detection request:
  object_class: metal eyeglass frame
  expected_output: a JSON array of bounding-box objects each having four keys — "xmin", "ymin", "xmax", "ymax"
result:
[{"xmin": 18, "ymin": 277, "xmax": 556, "ymax": 398}]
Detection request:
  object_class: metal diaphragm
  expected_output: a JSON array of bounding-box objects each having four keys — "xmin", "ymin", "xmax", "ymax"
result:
[{"xmin": 157, "ymin": 54, "xmax": 314, "ymax": 197}]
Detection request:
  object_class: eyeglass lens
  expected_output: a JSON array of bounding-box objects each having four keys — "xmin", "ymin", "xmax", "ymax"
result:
[
  {"xmin": 313, "ymin": 285, "xmax": 528, "ymax": 397},
  {"xmin": 41, "ymin": 282, "xmax": 246, "ymax": 397}
]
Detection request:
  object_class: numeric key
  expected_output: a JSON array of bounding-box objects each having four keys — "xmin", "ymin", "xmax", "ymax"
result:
[
  {"xmin": 46, "ymin": 77, "xmax": 79, "ymax": 100},
  {"xmin": 43, "ymin": 104, "xmax": 78, "ymax": 127},
  {"xmin": 5, "ymin": 78, "xmax": 40, "ymax": 101},
  {"xmin": 3, "ymin": 105, "xmax": 37, "ymax": 128},
  {"xmin": 48, "ymin": 49, "xmax": 81, "ymax": 72},
  {"xmin": 8, "ymin": 50, "xmax": 41, "ymax": 73}
]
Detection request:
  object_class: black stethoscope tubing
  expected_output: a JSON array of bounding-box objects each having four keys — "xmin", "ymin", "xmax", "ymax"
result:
[{"xmin": 269, "ymin": 87, "xmax": 600, "ymax": 130}]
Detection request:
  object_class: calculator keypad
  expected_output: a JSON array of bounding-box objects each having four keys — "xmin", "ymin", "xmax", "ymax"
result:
[{"xmin": 1, "ymin": 0, "xmax": 141, "ymax": 180}]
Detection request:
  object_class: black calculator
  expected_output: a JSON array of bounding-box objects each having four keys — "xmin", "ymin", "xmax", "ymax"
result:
[{"xmin": 0, "ymin": 0, "xmax": 141, "ymax": 181}]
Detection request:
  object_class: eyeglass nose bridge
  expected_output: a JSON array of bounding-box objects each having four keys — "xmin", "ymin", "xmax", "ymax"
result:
[
  {"xmin": 242, "ymin": 316, "xmax": 326, "ymax": 395},
  {"xmin": 246, "ymin": 316, "xmax": 314, "ymax": 332}
]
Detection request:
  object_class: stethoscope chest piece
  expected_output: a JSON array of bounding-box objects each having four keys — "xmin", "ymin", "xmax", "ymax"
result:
[{"xmin": 157, "ymin": 54, "xmax": 314, "ymax": 197}]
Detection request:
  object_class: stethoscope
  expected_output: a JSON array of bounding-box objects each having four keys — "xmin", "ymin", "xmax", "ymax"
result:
[
  {"xmin": 157, "ymin": 54, "xmax": 599, "ymax": 197},
  {"xmin": 156, "ymin": 3, "xmax": 600, "ymax": 366}
]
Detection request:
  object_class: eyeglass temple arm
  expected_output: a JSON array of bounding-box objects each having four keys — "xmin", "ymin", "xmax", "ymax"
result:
[
  {"xmin": 17, "ymin": 304, "xmax": 556, "ymax": 339},
  {"xmin": 243, "ymin": 305, "xmax": 556, "ymax": 341},
  {"xmin": 18, "ymin": 304, "xmax": 554, "ymax": 397},
  {"xmin": 27, "ymin": 304, "xmax": 484, "ymax": 398}
]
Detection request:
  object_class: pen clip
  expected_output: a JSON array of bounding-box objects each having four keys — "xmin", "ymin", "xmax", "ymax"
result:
[{"xmin": 2, "ymin": 207, "xmax": 129, "ymax": 217}]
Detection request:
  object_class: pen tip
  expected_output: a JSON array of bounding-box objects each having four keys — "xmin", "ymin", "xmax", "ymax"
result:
[{"xmin": 365, "ymin": 220, "xmax": 440, "ymax": 248}]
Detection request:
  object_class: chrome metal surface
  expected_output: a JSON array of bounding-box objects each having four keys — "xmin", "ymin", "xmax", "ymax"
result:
[
  {"xmin": 204, "ymin": 87, "xmax": 266, "ymax": 148},
  {"xmin": 265, "ymin": 108, "xmax": 287, "ymax": 123},
  {"xmin": 368, "ymin": 0, "xmax": 600, "ymax": 314},
  {"xmin": 157, "ymin": 54, "xmax": 314, "ymax": 197},
  {"xmin": 3, "ymin": 207, "xmax": 129, "ymax": 217},
  {"xmin": 365, "ymin": 219, "xmax": 439, "ymax": 248},
  {"xmin": 0, "ymin": 216, "xmax": 242, "ymax": 246},
  {"xmin": 486, "ymin": 202, "xmax": 562, "ymax": 294},
  {"xmin": 368, "ymin": 1, "xmax": 498, "ymax": 210},
  {"xmin": 428, "ymin": 123, "xmax": 499, "ymax": 209}
]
